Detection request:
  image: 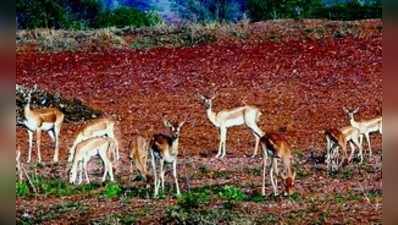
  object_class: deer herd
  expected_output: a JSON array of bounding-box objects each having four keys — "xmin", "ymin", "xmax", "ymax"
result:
[{"xmin": 17, "ymin": 86, "xmax": 382, "ymax": 198}]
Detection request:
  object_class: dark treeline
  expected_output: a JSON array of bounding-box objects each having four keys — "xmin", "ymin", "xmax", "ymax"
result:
[{"xmin": 16, "ymin": 0, "xmax": 382, "ymax": 30}]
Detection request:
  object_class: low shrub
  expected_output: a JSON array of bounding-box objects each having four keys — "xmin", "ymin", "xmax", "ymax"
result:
[
  {"xmin": 103, "ymin": 182, "xmax": 123, "ymax": 199},
  {"xmin": 16, "ymin": 181, "xmax": 30, "ymax": 197},
  {"xmin": 218, "ymin": 185, "xmax": 246, "ymax": 202}
]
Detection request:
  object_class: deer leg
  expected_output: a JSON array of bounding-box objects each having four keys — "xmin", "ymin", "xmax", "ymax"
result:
[
  {"xmin": 364, "ymin": 133, "xmax": 372, "ymax": 158},
  {"xmin": 220, "ymin": 128, "xmax": 227, "ymax": 158},
  {"xmin": 252, "ymin": 135, "xmax": 260, "ymax": 158},
  {"xmin": 103, "ymin": 154, "xmax": 114, "ymax": 182},
  {"xmin": 36, "ymin": 129, "xmax": 42, "ymax": 163},
  {"xmin": 269, "ymin": 158, "xmax": 278, "ymax": 196},
  {"xmin": 78, "ymin": 161, "xmax": 84, "ymax": 185},
  {"xmin": 261, "ymin": 149, "xmax": 268, "ymax": 196},
  {"xmin": 84, "ymin": 159, "xmax": 91, "ymax": 184},
  {"xmin": 173, "ymin": 160, "xmax": 180, "ymax": 196},
  {"xmin": 160, "ymin": 159, "xmax": 165, "ymax": 192},
  {"xmin": 150, "ymin": 151, "xmax": 159, "ymax": 197},
  {"xmin": 348, "ymin": 142, "xmax": 355, "ymax": 162},
  {"xmin": 53, "ymin": 125, "xmax": 61, "ymax": 162},
  {"xmin": 353, "ymin": 138, "xmax": 364, "ymax": 164},
  {"xmin": 27, "ymin": 130, "xmax": 33, "ymax": 163},
  {"xmin": 338, "ymin": 142, "xmax": 348, "ymax": 168},
  {"xmin": 215, "ymin": 129, "xmax": 223, "ymax": 158},
  {"xmin": 325, "ymin": 136, "xmax": 332, "ymax": 170},
  {"xmin": 273, "ymin": 159, "xmax": 279, "ymax": 190}
]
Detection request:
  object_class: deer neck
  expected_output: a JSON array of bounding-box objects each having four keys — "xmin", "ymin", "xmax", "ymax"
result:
[
  {"xmin": 170, "ymin": 136, "xmax": 180, "ymax": 156},
  {"xmin": 206, "ymin": 107, "xmax": 218, "ymax": 127},
  {"xmin": 24, "ymin": 103, "xmax": 33, "ymax": 119},
  {"xmin": 349, "ymin": 116, "xmax": 360, "ymax": 129}
]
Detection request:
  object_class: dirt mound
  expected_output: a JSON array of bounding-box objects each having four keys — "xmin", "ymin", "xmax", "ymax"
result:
[{"xmin": 16, "ymin": 84, "xmax": 101, "ymax": 125}]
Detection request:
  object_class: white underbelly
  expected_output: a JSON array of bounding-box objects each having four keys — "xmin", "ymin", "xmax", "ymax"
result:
[
  {"xmin": 41, "ymin": 122, "xmax": 54, "ymax": 131},
  {"xmin": 163, "ymin": 154, "xmax": 176, "ymax": 163},
  {"xmin": 224, "ymin": 117, "xmax": 244, "ymax": 127}
]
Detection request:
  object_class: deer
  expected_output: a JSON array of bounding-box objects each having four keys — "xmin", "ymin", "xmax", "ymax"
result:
[
  {"xmin": 198, "ymin": 93, "xmax": 264, "ymax": 159},
  {"xmin": 69, "ymin": 136, "xmax": 117, "ymax": 185},
  {"xmin": 23, "ymin": 85, "xmax": 64, "ymax": 163},
  {"xmin": 129, "ymin": 136, "xmax": 149, "ymax": 180},
  {"xmin": 324, "ymin": 125, "xmax": 363, "ymax": 172},
  {"xmin": 68, "ymin": 118, "xmax": 120, "ymax": 163},
  {"xmin": 343, "ymin": 107, "xmax": 382, "ymax": 158},
  {"xmin": 253, "ymin": 131, "xmax": 296, "ymax": 196},
  {"xmin": 149, "ymin": 119, "xmax": 185, "ymax": 197}
]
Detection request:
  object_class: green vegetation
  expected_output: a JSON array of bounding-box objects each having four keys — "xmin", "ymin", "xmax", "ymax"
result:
[
  {"xmin": 218, "ymin": 185, "xmax": 247, "ymax": 202},
  {"xmin": 16, "ymin": 175, "xmax": 100, "ymax": 198},
  {"xmin": 16, "ymin": 0, "xmax": 162, "ymax": 30},
  {"xmin": 247, "ymin": 0, "xmax": 382, "ymax": 21},
  {"xmin": 103, "ymin": 182, "xmax": 123, "ymax": 199},
  {"xmin": 16, "ymin": 181, "xmax": 30, "ymax": 197},
  {"xmin": 96, "ymin": 7, "xmax": 162, "ymax": 28}
]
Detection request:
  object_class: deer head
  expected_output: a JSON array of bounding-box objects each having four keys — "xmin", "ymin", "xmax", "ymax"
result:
[{"xmin": 281, "ymin": 169, "xmax": 296, "ymax": 196}]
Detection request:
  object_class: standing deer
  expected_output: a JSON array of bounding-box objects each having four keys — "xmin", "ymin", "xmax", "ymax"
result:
[
  {"xmin": 198, "ymin": 94, "xmax": 264, "ymax": 158},
  {"xmin": 149, "ymin": 119, "xmax": 185, "ymax": 197},
  {"xmin": 23, "ymin": 86, "xmax": 64, "ymax": 163},
  {"xmin": 254, "ymin": 132, "xmax": 296, "ymax": 196},
  {"xmin": 324, "ymin": 125, "xmax": 362, "ymax": 172},
  {"xmin": 343, "ymin": 107, "xmax": 382, "ymax": 158},
  {"xmin": 69, "ymin": 137, "xmax": 117, "ymax": 185},
  {"xmin": 129, "ymin": 136, "xmax": 149, "ymax": 180},
  {"xmin": 68, "ymin": 118, "xmax": 120, "ymax": 163}
]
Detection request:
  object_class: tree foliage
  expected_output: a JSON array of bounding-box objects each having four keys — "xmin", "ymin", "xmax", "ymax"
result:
[
  {"xmin": 171, "ymin": 0, "xmax": 246, "ymax": 23},
  {"xmin": 247, "ymin": 0, "xmax": 382, "ymax": 21},
  {"xmin": 16, "ymin": 0, "xmax": 162, "ymax": 30}
]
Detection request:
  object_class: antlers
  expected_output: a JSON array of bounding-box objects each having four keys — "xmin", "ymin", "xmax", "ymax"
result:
[{"xmin": 343, "ymin": 106, "xmax": 359, "ymax": 114}]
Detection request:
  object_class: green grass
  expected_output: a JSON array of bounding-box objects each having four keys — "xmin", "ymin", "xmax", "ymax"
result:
[
  {"xmin": 103, "ymin": 182, "xmax": 123, "ymax": 199},
  {"xmin": 16, "ymin": 176, "xmax": 101, "ymax": 198},
  {"xmin": 16, "ymin": 181, "xmax": 30, "ymax": 197},
  {"xmin": 218, "ymin": 185, "xmax": 247, "ymax": 202}
]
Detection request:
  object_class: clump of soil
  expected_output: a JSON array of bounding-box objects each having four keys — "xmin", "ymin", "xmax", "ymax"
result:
[{"xmin": 16, "ymin": 84, "xmax": 101, "ymax": 125}]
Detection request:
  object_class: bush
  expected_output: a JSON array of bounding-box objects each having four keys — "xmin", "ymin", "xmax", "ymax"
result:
[
  {"xmin": 103, "ymin": 182, "xmax": 123, "ymax": 199},
  {"xmin": 171, "ymin": 0, "xmax": 245, "ymax": 23},
  {"xmin": 218, "ymin": 185, "xmax": 246, "ymax": 202},
  {"xmin": 16, "ymin": 1, "xmax": 162, "ymax": 30},
  {"xmin": 16, "ymin": 0, "xmax": 76, "ymax": 29},
  {"xmin": 95, "ymin": 7, "xmax": 162, "ymax": 28},
  {"xmin": 177, "ymin": 190, "xmax": 211, "ymax": 209},
  {"xmin": 247, "ymin": 0, "xmax": 382, "ymax": 21},
  {"xmin": 16, "ymin": 181, "xmax": 30, "ymax": 197}
]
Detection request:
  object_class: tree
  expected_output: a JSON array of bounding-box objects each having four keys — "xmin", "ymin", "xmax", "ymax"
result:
[{"xmin": 171, "ymin": 0, "xmax": 245, "ymax": 23}]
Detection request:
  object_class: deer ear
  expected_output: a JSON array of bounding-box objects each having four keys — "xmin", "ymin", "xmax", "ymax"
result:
[
  {"xmin": 353, "ymin": 107, "xmax": 359, "ymax": 114},
  {"xmin": 163, "ymin": 119, "xmax": 171, "ymax": 128},
  {"xmin": 179, "ymin": 120, "xmax": 186, "ymax": 128},
  {"xmin": 342, "ymin": 107, "xmax": 349, "ymax": 113},
  {"xmin": 198, "ymin": 93, "xmax": 206, "ymax": 101},
  {"xmin": 292, "ymin": 170, "xmax": 296, "ymax": 180}
]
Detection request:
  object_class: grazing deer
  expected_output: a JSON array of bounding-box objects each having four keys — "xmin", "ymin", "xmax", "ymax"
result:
[
  {"xmin": 23, "ymin": 86, "xmax": 64, "ymax": 163},
  {"xmin": 324, "ymin": 125, "xmax": 363, "ymax": 172},
  {"xmin": 255, "ymin": 132, "xmax": 296, "ymax": 196},
  {"xmin": 343, "ymin": 107, "xmax": 382, "ymax": 158},
  {"xmin": 149, "ymin": 119, "xmax": 185, "ymax": 197},
  {"xmin": 68, "ymin": 118, "xmax": 120, "ymax": 163},
  {"xmin": 69, "ymin": 137, "xmax": 116, "ymax": 185},
  {"xmin": 198, "ymin": 94, "xmax": 264, "ymax": 158},
  {"xmin": 129, "ymin": 136, "xmax": 149, "ymax": 180}
]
